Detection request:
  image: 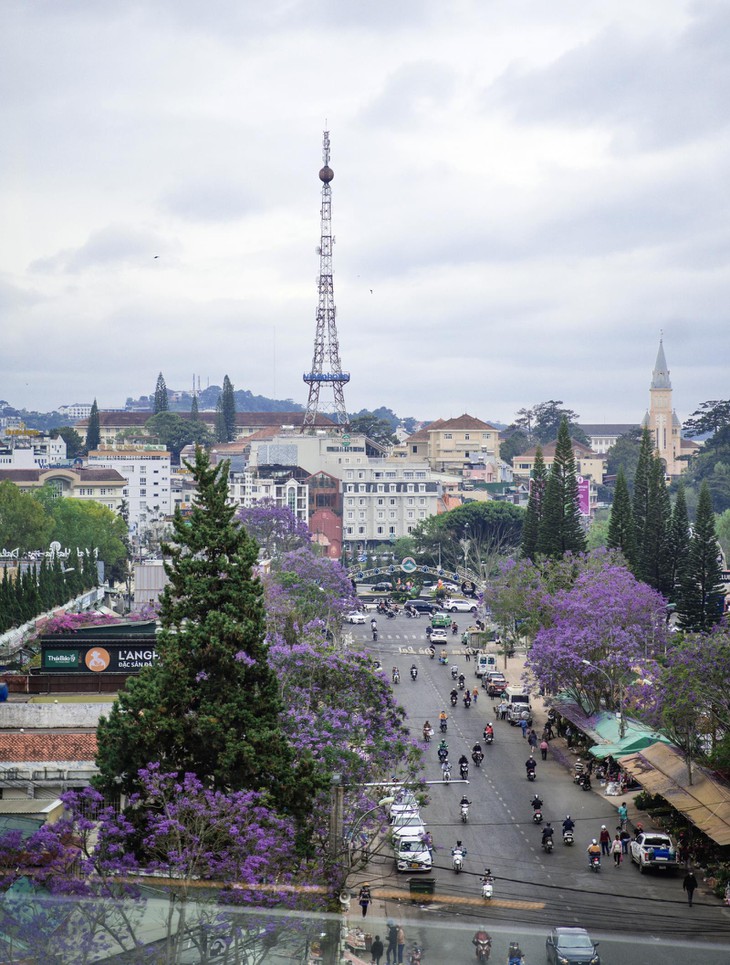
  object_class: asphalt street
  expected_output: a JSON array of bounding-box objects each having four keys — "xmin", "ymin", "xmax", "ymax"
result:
[{"xmin": 342, "ymin": 611, "xmax": 730, "ymax": 963}]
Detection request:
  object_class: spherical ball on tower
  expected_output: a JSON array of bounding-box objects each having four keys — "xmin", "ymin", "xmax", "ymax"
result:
[{"xmin": 319, "ymin": 165, "xmax": 334, "ymax": 183}]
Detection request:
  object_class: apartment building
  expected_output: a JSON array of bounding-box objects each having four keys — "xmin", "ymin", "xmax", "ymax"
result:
[{"xmin": 87, "ymin": 448, "xmax": 172, "ymax": 531}]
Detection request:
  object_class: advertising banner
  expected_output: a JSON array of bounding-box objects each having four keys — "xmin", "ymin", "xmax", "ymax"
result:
[{"xmin": 577, "ymin": 475, "xmax": 591, "ymax": 516}]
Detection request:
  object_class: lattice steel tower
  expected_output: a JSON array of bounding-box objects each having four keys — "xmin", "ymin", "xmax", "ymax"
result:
[{"xmin": 302, "ymin": 130, "xmax": 350, "ymax": 429}]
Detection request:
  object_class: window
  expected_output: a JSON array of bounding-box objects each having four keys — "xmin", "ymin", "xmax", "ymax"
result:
[
  {"xmin": 407, "ymin": 497, "xmax": 414, "ymax": 505},
  {"xmin": 377, "ymin": 498, "xmax": 384, "ymax": 505},
  {"xmin": 465, "ymin": 433, "xmax": 470, "ymax": 441},
  {"xmin": 140, "ymin": 489, "xmax": 146, "ymax": 496},
  {"xmin": 377, "ymin": 526, "xmax": 383, "ymax": 534},
  {"xmin": 389, "ymin": 498, "xmax": 396, "ymax": 506},
  {"xmin": 377, "ymin": 511, "xmax": 384, "ymax": 519},
  {"xmin": 359, "ymin": 498, "xmax": 366, "ymax": 506},
  {"xmin": 358, "ymin": 527, "xmax": 365, "ymax": 535},
  {"xmin": 346, "ymin": 526, "xmax": 353, "ymax": 535},
  {"xmin": 407, "ymin": 511, "xmax": 414, "ymax": 519},
  {"xmin": 444, "ymin": 433, "xmax": 452, "ymax": 440}
]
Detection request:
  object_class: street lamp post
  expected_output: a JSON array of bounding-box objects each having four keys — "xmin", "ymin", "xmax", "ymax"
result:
[{"xmin": 581, "ymin": 659, "xmax": 626, "ymax": 739}]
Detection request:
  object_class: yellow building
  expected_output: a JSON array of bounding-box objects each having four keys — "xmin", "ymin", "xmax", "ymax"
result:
[
  {"xmin": 403, "ymin": 414, "xmax": 500, "ymax": 473},
  {"xmin": 642, "ymin": 340, "xmax": 699, "ymax": 477}
]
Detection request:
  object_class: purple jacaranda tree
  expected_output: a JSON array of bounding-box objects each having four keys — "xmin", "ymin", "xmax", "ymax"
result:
[
  {"xmin": 237, "ymin": 500, "xmax": 312, "ymax": 560},
  {"xmin": 30, "ymin": 610, "xmax": 122, "ymax": 637},
  {"xmin": 526, "ymin": 560, "xmax": 667, "ymax": 714}
]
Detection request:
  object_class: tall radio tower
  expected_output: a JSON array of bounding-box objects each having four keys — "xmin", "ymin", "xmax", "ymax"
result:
[{"xmin": 302, "ymin": 130, "xmax": 350, "ymax": 429}]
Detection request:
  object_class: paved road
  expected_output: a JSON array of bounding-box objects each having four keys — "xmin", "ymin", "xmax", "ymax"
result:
[{"xmin": 344, "ymin": 612, "xmax": 730, "ymax": 961}]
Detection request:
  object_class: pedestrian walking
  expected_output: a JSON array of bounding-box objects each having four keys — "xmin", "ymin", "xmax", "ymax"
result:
[
  {"xmin": 397, "ymin": 925, "xmax": 406, "ymax": 964},
  {"xmin": 519, "ymin": 718, "xmax": 528, "ymax": 738},
  {"xmin": 472, "ymin": 687, "xmax": 478, "ymax": 705},
  {"xmin": 465, "ymin": 649, "xmax": 471, "ymax": 662},
  {"xmin": 683, "ymin": 870, "xmax": 698, "ymax": 907},
  {"xmin": 358, "ymin": 883, "xmax": 372, "ymax": 917},
  {"xmin": 540, "ymin": 739, "xmax": 549, "ymax": 761},
  {"xmin": 371, "ymin": 935, "xmax": 384, "ymax": 965},
  {"xmin": 386, "ymin": 924, "xmax": 398, "ymax": 965},
  {"xmin": 565, "ymin": 725, "xmax": 573, "ymax": 747},
  {"xmin": 541, "ymin": 725, "xmax": 552, "ymax": 742},
  {"xmin": 499, "ymin": 699, "xmax": 509, "ymax": 720},
  {"xmin": 528, "ymin": 729, "xmax": 538, "ymax": 752},
  {"xmin": 599, "ymin": 825, "xmax": 611, "ymax": 856},
  {"xmin": 617, "ymin": 802, "xmax": 628, "ymax": 829},
  {"xmin": 611, "ymin": 834, "xmax": 622, "ymax": 867},
  {"xmin": 619, "ymin": 828, "xmax": 631, "ymax": 855}
]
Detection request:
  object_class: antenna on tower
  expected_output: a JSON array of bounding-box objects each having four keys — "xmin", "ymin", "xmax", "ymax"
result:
[{"xmin": 301, "ymin": 130, "xmax": 350, "ymax": 429}]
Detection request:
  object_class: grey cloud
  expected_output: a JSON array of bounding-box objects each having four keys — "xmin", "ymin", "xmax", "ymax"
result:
[
  {"xmin": 359, "ymin": 62, "xmax": 457, "ymax": 127},
  {"xmin": 487, "ymin": 1, "xmax": 730, "ymax": 149},
  {"xmin": 159, "ymin": 180, "xmax": 259, "ymax": 223},
  {"xmin": 30, "ymin": 226, "xmax": 176, "ymax": 274}
]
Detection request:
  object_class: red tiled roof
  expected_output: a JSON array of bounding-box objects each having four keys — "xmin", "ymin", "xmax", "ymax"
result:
[
  {"xmin": 0, "ymin": 733, "xmax": 98, "ymax": 763},
  {"xmin": 517, "ymin": 440, "xmax": 598, "ymax": 459},
  {"xmin": 435, "ymin": 414, "xmax": 499, "ymax": 432}
]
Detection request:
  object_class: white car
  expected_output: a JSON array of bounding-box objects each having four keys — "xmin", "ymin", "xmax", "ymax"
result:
[
  {"xmin": 429, "ymin": 628, "xmax": 448, "ymax": 643},
  {"xmin": 389, "ymin": 790, "xmax": 420, "ymax": 821},
  {"xmin": 344, "ymin": 611, "xmax": 366, "ymax": 624},
  {"xmin": 395, "ymin": 834, "xmax": 432, "ymax": 873},
  {"xmin": 443, "ymin": 598, "xmax": 478, "ymax": 614},
  {"xmin": 390, "ymin": 811, "xmax": 426, "ymax": 841}
]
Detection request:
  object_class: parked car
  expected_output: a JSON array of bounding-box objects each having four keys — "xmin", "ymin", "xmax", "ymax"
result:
[
  {"xmin": 344, "ymin": 611, "xmax": 366, "ymax": 624},
  {"xmin": 389, "ymin": 789, "xmax": 420, "ymax": 821},
  {"xmin": 394, "ymin": 834, "xmax": 432, "ymax": 873},
  {"xmin": 486, "ymin": 674, "xmax": 508, "ymax": 696},
  {"xmin": 546, "ymin": 928, "xmax": 600, "ymax": 965},
  {"xmin": 630, "ymin": 832, "xmax": 678, "ymax": 873},
  {"xmin": 390, "ymin": 811, "xmax": 426, "ymax": 842},
  {"xmin": 443, "ymin": 598, "xmax": 478, "ymax": 614},
  {"xmin": 372, "ymin": 582, "xmax": 393, "ymax": 592}
]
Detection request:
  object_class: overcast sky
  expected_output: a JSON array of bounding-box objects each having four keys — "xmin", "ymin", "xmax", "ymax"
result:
[{"xmin": 2, "ymin": 0, "xmax": 728, "ymax": 426}]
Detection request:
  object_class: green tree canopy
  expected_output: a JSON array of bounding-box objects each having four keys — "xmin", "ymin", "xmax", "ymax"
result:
[
  {"xmin": 606, "ymin": 468, "xmax": 636, "ymax": 564},
  {"xmin": 144, "ymin": 412, "xmax": 213, "ymax": 461},
  {"xmin": 49, "ymin": 498, "xmax": 127, "ymax": 580},
  {"xmin": 605, "ymin": 428, "xmax": 642, "ymax": 485},
  {"xmin": 49, "ymin": 426, "xmax": 84, "ymax": 459},
  {"xmin": 348, "ymin": 413, "xmax": 398, "ymax": 447},
  {"xmin": 521, "ymin": 445, "xmax": 547, "ymax": 560},
  {"xmin": 0, "ymin": 480, "xmax": 54, "ymax": 552},
  {"xmin": 513, "ymin": 401, "xmax": 588, "ymax": 446},
  {"xmin": 677, "ymin": 481, "xmax": 725, "ymax": 632},
  {"xmin": 411, "ymin": 500, "xmax": 523, "ymax": 575},
  {"xmin": 683, "ymin": 400, "xmax": 730, "ymax": 437}
]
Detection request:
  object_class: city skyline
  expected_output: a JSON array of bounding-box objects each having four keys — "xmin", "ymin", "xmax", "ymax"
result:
[{"xmin": 2, "ymin": 1, "xmax": 728, "ymax": 423}]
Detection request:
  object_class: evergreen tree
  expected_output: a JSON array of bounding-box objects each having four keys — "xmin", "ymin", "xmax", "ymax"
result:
[
  {"xmin": 639, "ymin": 456, "xmax": 672, "ymax": 596},
  {"xmin": 667, "ymin": 481, "xmax": 690, "ymax": 602},
  {"xmin": 190, "ymin": 392, "xmax": 199, "ymax": 421},
  {"xmin": 219, "ymin": 374, "xmax": 236, "ymax": 443},
  {"xmin": 521, "ymin": 446, "xmax": 547, "ymax": 560},
  {"xmin": 677, "ymin": 482, "xmax": 725, "ymax": 632},
  {"xmin": 85, "ymin": 399, "xmax": 101, "ymax": 452},
  {"xmin": 0, "ymin": 569, "xmax": 11, "ymax": 632},
  {"xmin": 606, "ymin": 468, "xmax": 636, "ymax": 564},
  {"xmin": 631, "ymin": 427, "xmax": 653, "ymax": 551},
  {"xmin": 535, "ymin": 417, "xmax": 587, "ymax": 558},
  {"xmin": 95, "ymin": 448, "xmax": 318, "ymax": 818},
  {"xmin": 153, "ymin": 372, "xmax": 169, "ymax": 413},
  {"xmin": 214, "ymin": 397, "xmax": 226, "ymax": 443},
  {"xmin": 38, "ymin": 557, "xmax": 53, "ymax": 610}
]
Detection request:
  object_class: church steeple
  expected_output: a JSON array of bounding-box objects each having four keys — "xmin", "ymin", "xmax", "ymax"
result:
[{"xmin": 651, "ymin": 338, "xmax": 672, "ymax": 390}]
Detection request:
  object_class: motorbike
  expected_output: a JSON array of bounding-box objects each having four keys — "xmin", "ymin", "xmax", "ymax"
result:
[
  {"xmin": 392, "ymin": 669, "xmax": 400, "ymax": 684},
  {"xmin": 439, "ymin": 654, "xmax": 448, "ymax": 665},
  {"xmin": 372, "ymin": 629, "xmax": 378, "ymax": 642},
  {"xmin": 452, "ymin": 624, "xmax": 459, "ymax": 636},
  {"xmin": 580, "ymin": 776, "xmax": 592, "ymax": 792},
  {"xmin": 483, "ymin": 727, "xmax": 494, "ymax": 744},
  {"xmin": 460, "ymin": 762, "xmax": 469, "ymax": 780},
  {"xmin": 460, "ymin": 802, "xmax": 469, "ymax": 823},
  {"xmin": 428, "ymin": 647, "xmax": 435, "ymax": 659},
  {"xmin": 542, "ymin": 835, "xmax": 554, "ymax": 853},
  {"xmin": 385, "ymin": 610, "xmax": 395, "ymax": 619},
  {"xmin": 408, "ymin": 945, "xmax": 422, "ymax": 965},
  {"xmin": 532, "ymin": 808, "xmax": 543, "ymax": 824},
  {"xmin": 507, "ymin": 942, "xmax": 524, "ymax": 965},
  {"xmin": 437, "ymin": 747, "xmax": 449, "ymax": 763},
  {"xmin": 442, "ymin": 763, "xmax": 452, "ymax": 783},
  {"xmin": 526, "ymin": 768, "xmax": 536, "ymax": 782},
  {"xmin": 472, "ymin": 750, "xmax": 484, "ymax": 767},
  {"xmin": 439, "ymin": 719, "xmax": 448, "ymax": 732},
  {"xmin": 423, "ymin": 728, "xmax": 432, "ymax": 743},
  {"xmin": 463, "ymin": 693, "xmax": 471, "ymax": 708},
  {"xmin": 480, "ymin": 877, "xmax": 494, "ymax": 900},
  {"xmin": 451, "ymin": 667, "xmax": 459, "ymax": 680},
  {"xmin": 452, "ymin": 849, "xmax": 464, "ymax": 873},
  {"xmin": 473, "ymin": 931, "xmax": 492, "ymax": 961},
  {"xmin": 589, "ymin": 854, "xmax": 601, "ymax": 873},
  {"xmin": 458, "ymin": 678, "xmax": 465, "ymax": 691},
  {"xmin": 410, "ymin": 667, "xmax": 418, "ymax": 681},
  {"xmin": 450, "ymin": 692, "xmax": 458, "ymax": 707},
  {"xmin": 563, "ymin": 829, "xmax": 574, "ymax": 846}
]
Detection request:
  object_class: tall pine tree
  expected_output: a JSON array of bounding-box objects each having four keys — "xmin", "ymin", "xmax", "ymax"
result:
[
  {"xmin": 607, "ymin": 468, "xmax": 636, "ymax": 564},
  {"xmin": 153, "ymin": 373, "xmax": 169, "ymax": 413},
  {"xmin": 677, "ymin": 481, "xmax": 724, "ymax": 631},
  {"xmin": 639, "ymin": 455, "xmax": 672, "ymax": 596},
  {"xmin": 220, "ymin": 374, "xmax": 236, "ymax": 443},
  {"xmin": 94, "ymin": 448, "xmax": 318, "ymax": 819},
  {"xmin": 190, "ymin": 392, "xmax": 199, "ymax": 421},
  {"xmin": 521, "ymin": 445, "xmax": 547, "ymax": 560},
  {"xmin": 667, "ymin": 481, "xmax": 690, "ymax": 602},
  {"xmin": 535, "ymin": 417, "xmax": 587, "ymax": 558},
  {"xmin": 85, "ymin": 399, "xmax": 101, "ymax": 452}
]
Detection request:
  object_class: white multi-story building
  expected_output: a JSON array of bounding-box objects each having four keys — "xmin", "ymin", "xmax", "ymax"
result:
[
  {"xmin": 0, "ymin": 434, "xmax": 67, "ymax": 469},
  {"xmin": 342, "ymin": 464, "xmax": 441, "ymax": 551},
  {"xmin": 57, "ymin": 403, "xmax": 93, "ymax": 421},
  {"xmin": 228, "ymin": 470, "xmax": 309, "ymax": 522},
  {"xmin": 87, "ymin": 447, "xmax": 172, "ymax": 531}
]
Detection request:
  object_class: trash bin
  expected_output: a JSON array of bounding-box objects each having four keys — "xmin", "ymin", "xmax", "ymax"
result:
[{"xmin": 408, "ymin": 877, "xmax": 435, "ymax": 902}]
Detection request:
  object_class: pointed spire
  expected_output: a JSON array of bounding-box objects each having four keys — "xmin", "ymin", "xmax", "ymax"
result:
[{"xmin": 651, "ymin": 339, "xmax": 671, "ymax": 390}]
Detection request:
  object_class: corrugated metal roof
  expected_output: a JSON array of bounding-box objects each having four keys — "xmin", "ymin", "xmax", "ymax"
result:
[{"xmin": 619, "ymin": 743, "xmax": 730, "ymax": 846}]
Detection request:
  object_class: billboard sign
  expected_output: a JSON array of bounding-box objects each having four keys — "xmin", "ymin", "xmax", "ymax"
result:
[{"xmin": 577, "ymin": 475, "xmax": 591, "ymax": 516}]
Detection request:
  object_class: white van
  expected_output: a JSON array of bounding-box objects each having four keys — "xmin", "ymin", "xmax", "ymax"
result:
[{"xmin": 475, "ymin": 652, "xmax": 497, "ymax": 678}]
